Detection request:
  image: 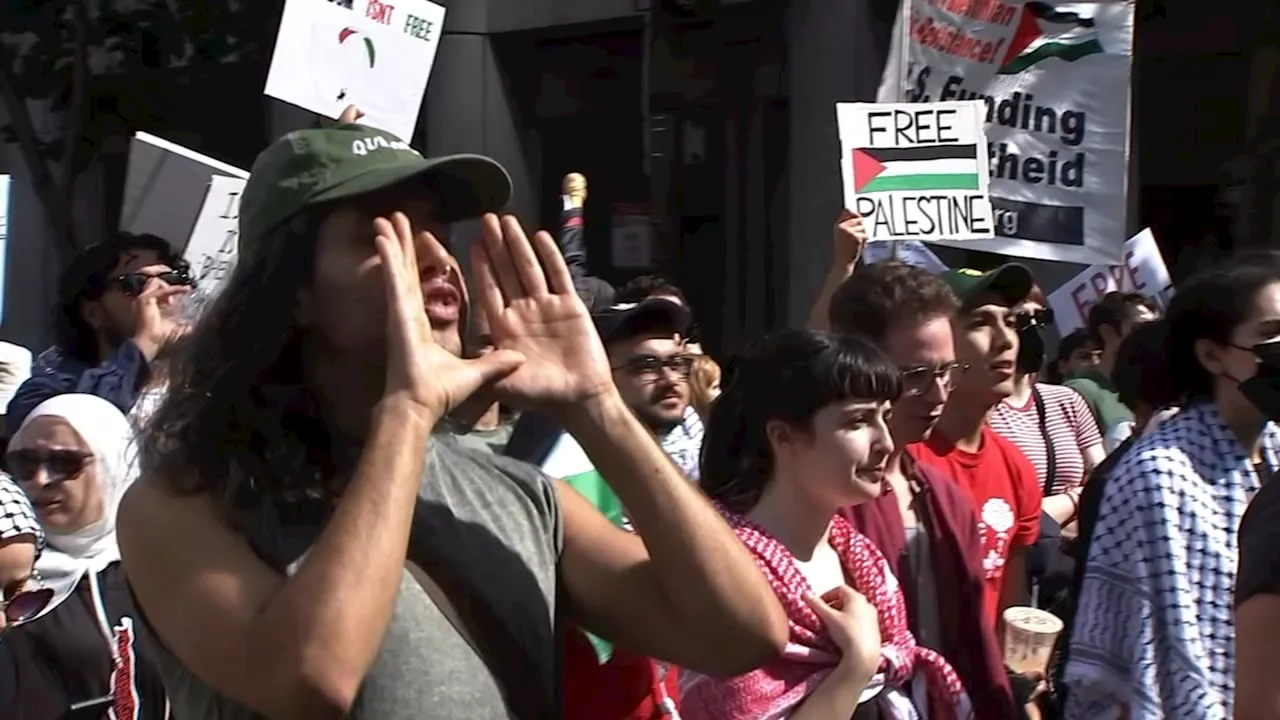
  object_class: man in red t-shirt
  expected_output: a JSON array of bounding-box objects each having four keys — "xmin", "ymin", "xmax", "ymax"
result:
[{"xmin": 907, "ymin": 264, "xmax": 1043, "ymax": 628}]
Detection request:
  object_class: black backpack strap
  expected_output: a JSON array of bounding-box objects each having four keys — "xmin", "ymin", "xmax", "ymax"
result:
[
  {"xmin": 1032, "ymin": 387, "xmax": 1057, "ymax": 496},
  {"xmin": 409, "ymin": 550, "xmax": 555, "ymax": 720}
]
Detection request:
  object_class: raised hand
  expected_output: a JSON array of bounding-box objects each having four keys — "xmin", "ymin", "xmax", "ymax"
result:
[
  {"xmin": 470, "ymin": 213, "xmax": 614, "ymax": 411},
  {"xmin": 377, "ymin": 212, "xmax": 524, "ymax": 423},
  {"xmin": 833, "ymin": 209, "xmax": 868, "ymax": 269},
  {"xmin": 131, "ymin": 282, "xmax": 190, "ymax": 361}
]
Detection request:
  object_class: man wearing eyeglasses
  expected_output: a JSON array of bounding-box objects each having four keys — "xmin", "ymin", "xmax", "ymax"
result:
[
  {"xmin": 826, "ymin": 261, "xmax": 1019, "ymax": 719},
  {"xmin": 5, "ymin": 233, "xmax": 191, "ymax": 434}
]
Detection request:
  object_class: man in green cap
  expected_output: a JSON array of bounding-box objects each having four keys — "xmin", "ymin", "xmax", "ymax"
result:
[
  {"xmin": 908, "ymin": 265, "xmax": 1044, "ymax": 634},
  {"xmin": 118, "ymin": 114, "xmax": 786, "ymax": 719}
]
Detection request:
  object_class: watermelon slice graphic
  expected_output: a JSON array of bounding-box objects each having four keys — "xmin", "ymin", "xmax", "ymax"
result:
[{"xmin": 338, "ymin": 27, "xmax": 376, "ymax": 68}]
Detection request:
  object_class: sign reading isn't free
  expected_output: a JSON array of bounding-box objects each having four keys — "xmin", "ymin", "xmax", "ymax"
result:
[{"xmin": 1046, "ymin": 228, "xmax": 1172, "ymax": 335}]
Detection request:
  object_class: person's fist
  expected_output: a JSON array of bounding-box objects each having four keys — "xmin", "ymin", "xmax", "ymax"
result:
[
  {"xmin": 338, "ymin": 105, "xmax": 366, "ymax": 123},
  {"xmin": 833, "ymin": 209, "xmax": 868, "ymax": 268}
]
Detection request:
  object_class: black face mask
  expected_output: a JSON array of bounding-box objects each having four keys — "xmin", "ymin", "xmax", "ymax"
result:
[
  {"xmin": 1239, "ymin": 341, "xmax": 1280, "ymax": 422},
  {"xmin": 1017, "ymin": 325, "xmax": 1046, "ymax": 375}
]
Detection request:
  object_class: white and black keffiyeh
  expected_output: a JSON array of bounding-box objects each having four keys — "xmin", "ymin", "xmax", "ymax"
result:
[
  {"xmin": 0, "ymin": 472, "xmax": 42, "ymax": 551},
  {"xmin": 1062, "ymin": 402, "xmax": 1280, "ymax": 720}
]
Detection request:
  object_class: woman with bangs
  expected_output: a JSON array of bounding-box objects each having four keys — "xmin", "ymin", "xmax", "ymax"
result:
[{"xmin": 683, "ymin": 329, "xmax": 971, "ymax": 720}]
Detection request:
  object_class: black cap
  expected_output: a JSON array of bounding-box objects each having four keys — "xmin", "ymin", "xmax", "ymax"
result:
[{"xmin": 592, "ymin": 298, "xmax": 691, "ymax": 345}]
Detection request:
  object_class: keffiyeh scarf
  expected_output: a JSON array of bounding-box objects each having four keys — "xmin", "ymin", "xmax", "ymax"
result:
[
  {"xmin": 0, "ymin": 473, "xmax": 42, "ymax": 551},
  {"xmin": 1063, "ymin": 402, "xmax": 1280, "ymax": 720},
  {"xmin": 681, "ymin": 511, "xmax": 970, "ymax": 720}
]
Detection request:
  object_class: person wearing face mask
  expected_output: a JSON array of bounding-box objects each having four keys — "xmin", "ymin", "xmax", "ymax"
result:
[{"xmin": 1062, "ymin": 255, "xmax": 1280, "ymax": 720}]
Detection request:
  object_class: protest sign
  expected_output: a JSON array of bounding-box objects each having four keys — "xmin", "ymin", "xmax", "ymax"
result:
[
  {"xmin": 1046, "ymin": 228, "xmax": 1172, "ymax": 335},
  {"xmin": 861, "ymin": 240, "xmax": 950, "ymax": 274},
  {"xmin": 837, "ymin": 101, "xmax": 994, "ymax": 242},
  {"xmin": 179, "ymin": 176, "xmax": 247, "ymax": 321},
  {"xmin": 0, "ymin": 175, "xmax": 9, "ymax": 323},
  {"xmin": 264, "ymin": 0, "xmax": 447, "ymax": 141},
  {"xmin": 121, "ymin": 133, "xmax": 248, "ymax": 250},
  {"xmin": 879, "ymin": 0, "xmax": 1135, "ymax": 265}
]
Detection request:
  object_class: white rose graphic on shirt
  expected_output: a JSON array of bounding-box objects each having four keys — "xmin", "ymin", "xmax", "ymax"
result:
[{"xmin": 979, "ymin": 498, "xmax": 1016, "ymax": 579}]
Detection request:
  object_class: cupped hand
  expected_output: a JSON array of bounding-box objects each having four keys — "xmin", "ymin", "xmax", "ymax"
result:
[
  {"xmin": 807, "ymin": 586, "xmax": 882, "ymax": 681},
  {"xmin": 131, "ymin": 283, "xmax": 191, "ymax": 361},
  {"xmin": 378, "ymin": 212, "xmax": 524, "ymax": 423},
  {"xmin": 338, "ymin": 105, "xmax": 366, "ymax": 123},
  {"xmin": 470, "ymin": 213, "xmax": 614, "ymax": 411},
  {"xmin": 833, "ymin": 209, "xmax": 868, "ymax": 268}
]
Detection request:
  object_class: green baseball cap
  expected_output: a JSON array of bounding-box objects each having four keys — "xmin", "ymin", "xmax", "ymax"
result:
[
  {"xmin": 237, "ymin": 123, "xmax": 512, "ymax": 262},
  {"xmin": 940, "ymin": 263, "xmax": 1034, "ymax": 308}
]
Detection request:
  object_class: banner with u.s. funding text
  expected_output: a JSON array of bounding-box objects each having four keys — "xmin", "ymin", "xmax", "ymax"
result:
[{"xmin": 879, "ymin": 0, "xmax": 1135, "ymax": 265}]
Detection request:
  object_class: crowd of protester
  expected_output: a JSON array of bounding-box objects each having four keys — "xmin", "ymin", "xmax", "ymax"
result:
[{"xmin": 1, "ymin": 108, "xmax": 1279, "ymax": 720}]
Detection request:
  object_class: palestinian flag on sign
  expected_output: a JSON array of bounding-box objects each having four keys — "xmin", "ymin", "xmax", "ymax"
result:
[
  {"xmin": 999, "ymin": 2, "xmax": 1105, "ymax": 75},
  {"xmin": 852, "ymin": 144, "xmax": 981, "ymax": 194}
]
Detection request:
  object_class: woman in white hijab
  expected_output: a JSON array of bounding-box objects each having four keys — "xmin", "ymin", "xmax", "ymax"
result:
[{"xmin": 0, "ymin": 393, "xmax": 170, "ymax": 719}]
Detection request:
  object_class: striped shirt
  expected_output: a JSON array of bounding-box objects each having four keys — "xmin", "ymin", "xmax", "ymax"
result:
[{"xmin": 988, "ymin": 383, "xmax": 1104, "ymax": 495}]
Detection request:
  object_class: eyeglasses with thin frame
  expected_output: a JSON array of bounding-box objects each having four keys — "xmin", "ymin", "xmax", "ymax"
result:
[
  {"xmin": 105, "ymin": 269, "xmax": 194, "ymax": 297},
  {"xmin": 899, "ymin": 362, "xmax": 969, "ymax": 397},
  {"xmin": 2, "ymin": 571, "xmax": 53, "ymax": 628},
  {"xmin": 4, "ymin": 448, "xmax": 93, "ymax": 485},
  {"xmin": 613, "ymin": 354, "xmax": 695, "ymax": 381}
]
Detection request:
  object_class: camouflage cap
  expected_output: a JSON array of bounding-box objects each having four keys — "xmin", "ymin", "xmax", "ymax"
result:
[{"xmin": 237, "ymin": 123, "xmax": 512, "ymax": 262}]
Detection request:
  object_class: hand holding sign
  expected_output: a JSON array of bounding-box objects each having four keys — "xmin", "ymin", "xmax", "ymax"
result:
[{"xmin": 833, "ymin": 210, "xmax": 868, "ymax": 269}]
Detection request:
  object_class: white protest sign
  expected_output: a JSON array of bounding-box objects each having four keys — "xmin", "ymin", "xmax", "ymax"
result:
[
  {"xmin": 880, "ymin": 0, "xmax": 1136, "ymax": 265},
  {"xmin": 1046, "ymin": 228, "xmax": 1172, "ymax": 335},
  {"xmin": 181, "ymin": 176, "xmax": 247, "ymax": 316},
  {"xmin": 861, "ymin": 240, "xmax": 950, "ymax": 274},
  {"xmin": 121, "ymin": 133, "xmax": 249, "ymax": 249},
  {"xmin": 264, "ymin": 0, "xmax": 447, "ymax": 141},
  {"xmin": 837, "ymin": 101, "xmax": 994, "ymax": 242}
]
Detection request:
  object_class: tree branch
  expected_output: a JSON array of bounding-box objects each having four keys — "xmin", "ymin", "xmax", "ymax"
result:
[
  {"xmin": 0, "ymin": 38, "xmax": 77, "ymax": 256},
  {"xmin": 59, "ymin": 0, "xmax": 93, "ymax": 196}
]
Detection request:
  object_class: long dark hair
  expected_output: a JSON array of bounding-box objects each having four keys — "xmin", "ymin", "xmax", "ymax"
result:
[
  {"xmin": 700, "ymin": 329, "xmax": 901, "ymax": 514},
  {"xmin": 139, "ymin": 212, "xmax": 335, "ymax": 519},
  {"xmin": 1166, "ymin": 252, "xmax": 1280, "ymax": 400}
]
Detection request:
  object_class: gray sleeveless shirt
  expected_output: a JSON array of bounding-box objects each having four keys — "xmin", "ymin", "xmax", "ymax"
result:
[{"xmin": 143, "ymin": 434, "xmax": 563, "ymax": 719}]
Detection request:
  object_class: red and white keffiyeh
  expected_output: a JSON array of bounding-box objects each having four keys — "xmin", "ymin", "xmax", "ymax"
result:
[{"xmin": 681, "ymin": 510, "xmax": 971, "ymax": 720}]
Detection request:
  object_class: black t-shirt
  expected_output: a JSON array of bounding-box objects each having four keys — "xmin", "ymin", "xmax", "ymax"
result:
[{"xmin": 1237, "ymin": 478, "xmax": 1280, "ymax": 607}]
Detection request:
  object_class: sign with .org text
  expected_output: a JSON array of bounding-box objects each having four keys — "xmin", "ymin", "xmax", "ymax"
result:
[
  {"xmin": 880, "ymin": 0, "xmax": 1136, "ymax": 265},
  {"xmin": 265, "ymin": 0, "xmax": 447, "ymax": 141},
  {"xmin": 837, "ymin": 101, "xmax": 994, "ymax": 242},
  {"xmin": 1046, "ymin": 228, "xmax": 1172, "ymax": 335}
]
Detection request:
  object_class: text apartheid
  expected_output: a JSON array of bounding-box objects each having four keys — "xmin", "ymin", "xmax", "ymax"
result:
[{"xmin": 906, "ymin": 68, "xmax": 1089, "ymax": 188}]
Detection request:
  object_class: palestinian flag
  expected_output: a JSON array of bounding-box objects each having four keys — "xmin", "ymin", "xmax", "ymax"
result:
[
  {"xmin": 540, "ymin": 431, "xmax": 624, "ymax": 663},
  {"xmin": 999, "ymin": 2, "xmax": 1105, "ymax": 75},
  {"xmin": 852, "ymin": 144, "xmax": 981, "ymax": 194}
]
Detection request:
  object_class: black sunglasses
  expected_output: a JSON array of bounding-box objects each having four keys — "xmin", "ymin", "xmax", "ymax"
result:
[
  {"xmin": 4, "ymin": 448, "xmax": 92, "ymax": 484},
  {"xmin": 106, "ymin": 269, "xmax": 194, "ymax": 297},
  {"xmin": 1015, "ymin": 308, "xmax": 1055, "ymax": 331},
  {"xmin": 3, "ymin": 574, "xmax": 53, "ymax": 627}
]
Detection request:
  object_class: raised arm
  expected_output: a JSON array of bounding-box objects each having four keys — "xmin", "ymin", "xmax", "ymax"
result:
[
  {"xmin": 807, "ymin": 210, "xmax": 866, "ymax": 332},
  {"xmin": 119, "ymin": 214, "xmax": 522, "ymax": 718},
  {"xmin": 471, "ymin": 213, "xmax": 788, "ymax": 676},
  {"xmin": 556, "ymin": 393, "xmax": 787, "ymax": 674}
]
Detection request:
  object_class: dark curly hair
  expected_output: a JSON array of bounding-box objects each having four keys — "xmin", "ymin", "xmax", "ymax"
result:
[
  {"xmin": 699, "ymin": 329, "xmax": 901, "ymax": 514},
  {"xmin": 56, "ymin": 232, "xmax": 188, "ymax": 364}
]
